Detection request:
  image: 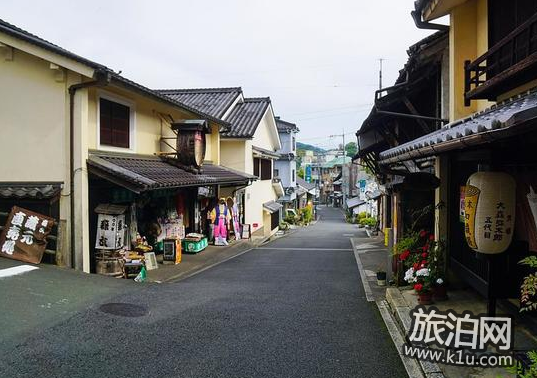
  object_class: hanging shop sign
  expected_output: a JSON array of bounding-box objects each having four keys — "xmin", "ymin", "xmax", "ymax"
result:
[
  {"xmin": 0, "ymin": 206, "xmax": 55, "ymax": 264},
  {"xmin": 460, "ymin": 186, "xmax": 466, "ymax": 223},
  {"xmin": 464, "ymin": 172, "xmax": 516, "ymax": 254},
  {"xmin": 95, "ymin": 214, "xmax": 126, "ymax": 250},
  {"xmin": 198, "ymin": 186, "xmax": 215, "ymax": 198},
  {"xmin": 171, "ymin": 120, "xmax": 208, "ymax": 170}
]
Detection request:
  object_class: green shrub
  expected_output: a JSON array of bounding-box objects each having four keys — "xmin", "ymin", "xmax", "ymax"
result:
[
  {"xmin": 284, "ymin": 214, "xmax": 297, "ymax": 224},
  {"xmin": 358, "ymin": 217, "xmax": 377, "ymax": 227},
  {"xmin": 300, "ymin": 206, "xmax": 313, "ymax": 224},
  {"xmin": 358, "ymin": 211, "xmax": 369, "ymax": 220}
]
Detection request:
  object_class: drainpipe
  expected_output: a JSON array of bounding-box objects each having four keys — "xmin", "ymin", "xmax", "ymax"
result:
[
  {"xmin": 411, "ymin": 9, "xmax": 449, "ymax": 31},
  {"xmin": 68, "ymin": 70, "xmax": 110, "ymax": 269}
]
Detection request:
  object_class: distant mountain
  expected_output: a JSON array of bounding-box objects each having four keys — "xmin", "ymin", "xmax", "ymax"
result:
[{"xmin": 296, "ymin": 142, "xmax": 325, "ymax": 153}]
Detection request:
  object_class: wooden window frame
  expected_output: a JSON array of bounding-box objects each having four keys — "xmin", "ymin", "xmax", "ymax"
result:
[
  {"xmin": 260, "ymin": 158, "xmax": 272, "ymax": 180},
  {"xmin": 97, "ymin": 92, "xmax": 136, "ymax": 152}
]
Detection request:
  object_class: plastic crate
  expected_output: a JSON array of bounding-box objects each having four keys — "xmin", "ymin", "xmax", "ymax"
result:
[{"xmin": 182, "ymin": 237, "xmax": 208, "ymax": 254}]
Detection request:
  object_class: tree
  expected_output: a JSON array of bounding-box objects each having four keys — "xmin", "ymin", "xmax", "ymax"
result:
[
  {"xmin": 345, "ymin": 142, "xmax": 357, "ymax": 157},
  {"xmin": 297, "ymin": 167, "xmax": 305, "ymax": 179}
]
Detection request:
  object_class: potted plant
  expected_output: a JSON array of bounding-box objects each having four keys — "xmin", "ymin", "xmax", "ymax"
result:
[
  {"xmin": 401, "ymin": 230, "xmax": 440, "ymax": 305},
  {"xmin": 376, "ymin": 267, "xmax": 387, "ymax": 286},
  {"xmin": 432, "ymin": 278, "xmax": 448, "ymax": 301}
]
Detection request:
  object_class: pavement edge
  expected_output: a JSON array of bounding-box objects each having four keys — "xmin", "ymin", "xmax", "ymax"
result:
[{"xmin": 350, "ymin": 237, "xmax": 444, "ymax": 378}]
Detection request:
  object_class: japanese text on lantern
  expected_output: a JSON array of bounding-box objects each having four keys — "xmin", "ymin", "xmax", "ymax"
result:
[{"xmin": 464, "ymin": 185, "xmax": 480, "ymax": 249}]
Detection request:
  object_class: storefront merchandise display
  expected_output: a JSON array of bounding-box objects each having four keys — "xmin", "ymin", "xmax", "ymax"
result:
[{"xmin": 211, "ymin": 198, "xmax": 230, "ymax": 246}]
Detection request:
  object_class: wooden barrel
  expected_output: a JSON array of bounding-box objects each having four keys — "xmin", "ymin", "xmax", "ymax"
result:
[{"xmin": 95, "ymin": 251, "xmax": 123, "ymax": 277}]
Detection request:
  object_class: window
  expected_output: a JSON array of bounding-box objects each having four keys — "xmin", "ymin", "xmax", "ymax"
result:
[
  {"xmin": 99, "ymin": 97, "xmax": 131, "ymax": 148},
  {"xmin": 274, "ymin": 168, "xmax": 279, "ymax": 178},
  {"xmin": 260, "ymin": 159, "xmax": 272, "ymax": 180},
  {"xmin": 253, "ymin": 157, "xmax": 260, "ymax": 178},
  {"xmin": 254, "ymin": 157, "xmax": 272, "ymax": 180},
  {"xmin": 292, "ymin": 169, "xmax": 295, "ymax": 182},
  {"xmin": 292, "ymin": 136, "xmax": 296, "ymax": 151}
]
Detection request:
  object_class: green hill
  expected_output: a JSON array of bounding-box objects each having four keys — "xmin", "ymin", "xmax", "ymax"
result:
[{"xmin": 296, "ymin": 142, "xmax": 325, "ymax": 153}]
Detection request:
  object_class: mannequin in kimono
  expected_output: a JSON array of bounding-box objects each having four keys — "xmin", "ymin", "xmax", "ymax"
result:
[
  {"xmin": 210, "ymin": 198, "xmax": 230, "ymax": 246},
  {"xmin": 226, "ymin": 197, "xmax": 241, "ymax": 240}
]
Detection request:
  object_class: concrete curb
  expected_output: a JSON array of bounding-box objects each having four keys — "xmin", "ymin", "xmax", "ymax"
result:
[
  {"xmin": 349, "ymin": 238, "xmax": 374, "ymax": 302},
  {"xmin": 349, "ymin": 236, "xmax": 445, "ymax": 378},
  {"xmin": 377, "ymin": 300, "xmax": 426, "ymax": 378},
  {"xmin": 164, "ymin": 244, "xmax": 255, "ymax": 283},
  {"xmin": 385, "ymin": 288, "xmax": 446, "ymax": 378}
]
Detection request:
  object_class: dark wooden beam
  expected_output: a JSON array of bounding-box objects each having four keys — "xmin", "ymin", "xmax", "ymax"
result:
[{"xmin": 402, "ymin": 96, "xmax": 433, "ymax": 134}]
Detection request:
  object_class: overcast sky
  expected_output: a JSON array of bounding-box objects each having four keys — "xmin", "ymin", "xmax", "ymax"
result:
[{"xmin": 3, "ymin": 0, "xmax": 436, "ymax": 150}]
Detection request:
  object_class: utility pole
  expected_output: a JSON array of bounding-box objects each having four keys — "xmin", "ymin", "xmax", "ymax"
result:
[
  {"xmin": 329, "ymin": 130, "xmax": 347, "ymax": 208},
  {"xmin": 378, "ymin": 58, "xmax": 384, "ymax": 90}
]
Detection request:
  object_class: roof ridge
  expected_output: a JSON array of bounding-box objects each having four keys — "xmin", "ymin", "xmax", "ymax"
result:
[
  {"xmin": 155, "ymin": 87, "xmax": 243, "ymax": 94},
  {"xmin": 243, "ymin": 97, "xmax": 271, "ymax": 102}
]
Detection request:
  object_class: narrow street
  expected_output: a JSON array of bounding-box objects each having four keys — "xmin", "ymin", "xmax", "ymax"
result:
[{"xmin": 1, "ymin": 206, "xmax": 404, "ymax": 378}]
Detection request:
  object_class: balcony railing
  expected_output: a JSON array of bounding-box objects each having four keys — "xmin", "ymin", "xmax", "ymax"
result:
[{"xmin": 464, "ymin": 12, "xmax": 537, "ymax": 105}]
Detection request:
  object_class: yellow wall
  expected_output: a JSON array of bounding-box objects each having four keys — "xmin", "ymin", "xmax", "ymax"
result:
[
  {"xmin": 220, "ymin": 140, "xmax": 247, "ymax": 171},
  {"xmin": 87, "ymin": 87, "xmax": 219, "ymax": 162},
  {"xmin": 0, "ymin": 47, "xmax": 69, "ymax": 182},
  {"xmin": 449, "ymin": 0, "xmax": 495, "ymax": 119}
]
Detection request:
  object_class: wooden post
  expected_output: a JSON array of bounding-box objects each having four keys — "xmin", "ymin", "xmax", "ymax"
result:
[{"xmin": 55, "ymin": 220, "xmax": 68, "ymax": 267}]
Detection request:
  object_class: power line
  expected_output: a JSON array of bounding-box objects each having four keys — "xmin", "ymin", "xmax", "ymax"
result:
[{"xmin": 286, "ymin": 103, "xmax": 373, "ymax": 117}]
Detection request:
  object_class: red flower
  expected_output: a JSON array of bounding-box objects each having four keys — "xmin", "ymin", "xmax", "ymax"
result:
[
  {"xmin": 419, "ymin": 230, "xmax": 427, "ymax": 238},
  {"xmin": 399, "ymin": 250, "xmax": 410, "ymax": 261},
  {"xmin": 423, "ymin": 245, "xmax": 429, "ymax": 252},
  {"xmin": 414, "ymin": 283, "xmax": 423, "ymax": 292},
  {"xmin": 413, "ymin": 263, "xmax": 419, "ymax": 270},
  {"xmin": 429, "ymin": 234, "xmax": 434, "ymax": 241},
  {"xmin": 421, "ymin": 260, "xmax": 427, "ymax": 266},
  {"xmin": 422, "ymin": 252, "xmax": 428, "ymax": 258}
]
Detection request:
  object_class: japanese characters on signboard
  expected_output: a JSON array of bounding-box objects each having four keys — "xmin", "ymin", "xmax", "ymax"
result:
[
  {"xmin": 0, "ymin": 206, "xmax": 55, "ymax": 264},
  {"xmin": 95, "ymin": 214, "xmax": 125, "ymax": 250}
]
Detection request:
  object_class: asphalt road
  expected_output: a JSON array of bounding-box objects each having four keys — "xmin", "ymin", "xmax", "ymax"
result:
[{"xmin": 1, "ymin": 206, "xmax": 405, "ymax": 378}]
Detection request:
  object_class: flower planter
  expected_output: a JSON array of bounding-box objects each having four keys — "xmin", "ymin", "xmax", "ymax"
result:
[
  {"xmin": 433, "ymin": 285, "xmax": 448, "ymax": 301},
  {"xmin": 418, "ymin": 291, "xmax": 433, "ymax": 305},
  {"xmin": 376, "ymin": 271, "xmax": 387, "ymax": 286}
]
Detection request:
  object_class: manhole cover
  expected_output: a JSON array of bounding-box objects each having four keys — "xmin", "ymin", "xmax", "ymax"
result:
[{"xmin": 99, "ymin": 303, "xmax": 148, "ymax": 317}]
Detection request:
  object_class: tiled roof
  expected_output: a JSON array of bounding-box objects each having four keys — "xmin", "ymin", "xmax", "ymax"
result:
[
  {"xmin": 252, "ymin": 146, "xmax": 280, "ymax": 159},
  {"xmin": 0, "ymin": 182, "xmax": 62, "ymax": 199},
  {"xmin": 263, "ymin": 201, "xmax": 283, "ymax": 213},
  {"xmin": 222, "ymin": 98, "xmax": 271, "ymax": 138},
  {"xmin": 378, "ymin": 89, "xmax": 537, "ymax": 164},
  {"xmin": 275, "ymin": 117, "xmax": 298, "ymax": 132},
  {"xmin": 156, "ymin": 88, "xmax": 242, "ymax": 119},
  {"xmin": 296, "ymin": 177, "xmax": 315, "ymax": 191},
  {"xmin": 0, "ymin": 19, "xmax": 228, "ymax": 128},
  {"xmin": 346, "ymin": 197, "xmax": 365, "ymax": 209},
  {"xmin": 87, "ymin": 152, "xmax": 254, "ymax": 193}
]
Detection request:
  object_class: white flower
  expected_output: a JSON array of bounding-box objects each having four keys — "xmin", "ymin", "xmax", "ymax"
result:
[
  {"xmin": 436, "ymin": 278, "xmax": 444, "ymax": 285},
  {"xmin": 404, "ymin": 267, "xmax": 416, "ymax": 283},
  {"xmin": 416, "ymin": 268, "xmax": 430, "ymax": 277}
]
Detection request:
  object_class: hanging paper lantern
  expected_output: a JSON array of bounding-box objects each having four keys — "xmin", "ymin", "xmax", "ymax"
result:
[{"xmin": 464, "ymin": 172, "xmax": 516, "ymax": 254}]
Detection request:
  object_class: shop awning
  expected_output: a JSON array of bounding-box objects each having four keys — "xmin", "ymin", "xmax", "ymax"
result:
[
  {"xmin": 346, "ymin": 196, "xmax": 366, "ymax": 209},
  {"xmin": 378, "ymin": 90, "xmax": 537, "ymax": 165},
  {"xmin": 263, "ymin": 200, "xmax": 283, "ymax": 213},
  {"xmin": 0, "ymin": 182, "xmax": 62, "ymax": 199},
  {"xmin": 366, "ymin": 190, "xmax": 382, "ymax": 200},
  {"xmin": 87, "ymin": 152, "xmax": 255, "ymax": 193}
]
